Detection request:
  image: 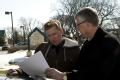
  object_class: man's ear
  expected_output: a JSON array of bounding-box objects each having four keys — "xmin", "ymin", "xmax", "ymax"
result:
[{"xmin": 60, "ymin": 28, "xmax": 64, "ymax": 35}]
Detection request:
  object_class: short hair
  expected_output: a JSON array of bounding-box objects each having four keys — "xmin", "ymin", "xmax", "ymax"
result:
[
  {"xmin": 75, "ymin": 7, "xmax": 99, "ymax": 26},
  {"xmin": 44, "ymin": 20, "xmax": 61, "ymax": 31}
]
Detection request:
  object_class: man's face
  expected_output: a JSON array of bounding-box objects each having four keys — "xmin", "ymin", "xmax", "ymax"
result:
[
  {"xmin": 46, "ymin": 26, "xmax": 63, "ymax": 45},
  {"xmin": 75, "ymin": 16, "xmax": 89, "ymax": 38}
]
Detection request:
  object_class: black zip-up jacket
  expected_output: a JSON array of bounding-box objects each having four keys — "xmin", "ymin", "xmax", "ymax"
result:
[
  {"xmin": 16, "ymin": 37, "xmax": 80, "ymax": 77},
  {"xmin": 67, "ymin": 28, "xmax": 120, "ymax": 80},
  {"xmin": 35, "ymin": 37, "xmax": 80, "ymax": 72}
]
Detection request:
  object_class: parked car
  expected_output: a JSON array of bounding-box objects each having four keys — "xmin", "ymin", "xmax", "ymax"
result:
[
  {"xmin": 17, "ymin": 42, "xmax": 28, "ymax": 45},
  {"xmin": 0, "ymin": 45, "xmax": 9, "ymax": 51},
  {"xmin": 15, "ymin": 42, "xmax": 28, "ymax": 46}
]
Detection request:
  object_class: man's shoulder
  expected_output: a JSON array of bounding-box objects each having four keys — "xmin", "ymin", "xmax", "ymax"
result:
[
  {"xmin": 104, "ymin": 32, "xmax": 120, "ymax": 43},
  {"xmin": 41, "ymin": 42, "xmax": 49, "ymax": 44},
  {"xmin": 97, "ymin": 28, "xmax": 119, "ymax": 44},
  {"xmin": 63, "ymin": 37, "xmax": 79, "ymax": 47},
  {"xmin": 35, "ymin": 42, "xmax": 49, "ymax": 53},
  {"xmin": 38, "ymin": 42, "xmax": 49, "ymax": 47}
]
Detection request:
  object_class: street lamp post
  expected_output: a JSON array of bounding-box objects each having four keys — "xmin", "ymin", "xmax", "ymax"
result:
[
  {"xmin": 20, "ymin": 26, "xmax": 26, "ymax": 44},
  {"xmin": 5, "ymin": 11, "xmax": 14, "ymax": 46}
]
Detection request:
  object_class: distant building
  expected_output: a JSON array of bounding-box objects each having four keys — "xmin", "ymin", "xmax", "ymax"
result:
[
  {"xmin": 0, "ymin": 30, "xmax": 5, "ymax": 37},
  {"xmin": 0, "ymin": 30, "xmax": 8, "ymax": 46},
  {"xmin": 28, "ymin": 27, "xmax": 45, "ymax": 46}
]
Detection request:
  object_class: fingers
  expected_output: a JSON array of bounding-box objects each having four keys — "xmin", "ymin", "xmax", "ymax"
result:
[
  {"xmin": 6, "ymin": 69, "xmax": 18, "ymax": 76},
  {"xmin": 45, "ymin": 68, "xmax": 55, "ymax": 78},
  {"xmin": 45, "ymin": 68, "xmax": 64, "ymax": 80}
]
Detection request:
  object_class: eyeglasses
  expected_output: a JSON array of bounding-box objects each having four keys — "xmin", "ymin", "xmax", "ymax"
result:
[{"xmin": 76, "ymin": 21, "xmax": 86, "ymax": 29}]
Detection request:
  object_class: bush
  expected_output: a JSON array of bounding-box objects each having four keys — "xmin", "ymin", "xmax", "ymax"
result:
[
  {"xmin": 2, "ymin": 46, "xmax": 8, "ymax": 50},
  {"xmin": 8, "ymin": 47, "xmax": 20, "ymax": 53}
]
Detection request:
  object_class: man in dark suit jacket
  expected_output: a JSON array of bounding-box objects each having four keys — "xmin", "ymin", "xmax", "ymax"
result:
[{"xmin": 45, "ymin": 7, "xmax": 120, "ymax": 80}]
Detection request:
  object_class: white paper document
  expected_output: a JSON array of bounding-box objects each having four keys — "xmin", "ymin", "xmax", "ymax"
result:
[{"xmin": 18, "ymin": 51, "xmax": 49, "ymax": 78}]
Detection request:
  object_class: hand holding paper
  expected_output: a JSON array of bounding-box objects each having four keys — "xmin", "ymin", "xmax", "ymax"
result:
[{"xmin": 18, "ymin": 51, "xmax": 49, "ymax": 78}]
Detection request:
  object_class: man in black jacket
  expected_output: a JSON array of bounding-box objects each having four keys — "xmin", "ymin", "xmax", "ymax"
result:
[
  {"xmin": 45, "ymin": 7, "xmax": 120, "ymax": 80},
  {"xmin": 34, "ymin": 20, "xmax": 80, "ymax": 72},
  {"xmin": 7, "ymin": 20, "xmax": 80, "ymax": 77}
]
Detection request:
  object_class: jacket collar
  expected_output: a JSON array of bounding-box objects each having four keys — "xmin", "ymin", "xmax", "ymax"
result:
[
  {"xmin": 51, "ymin": 39, "xmax": 65, "ymax": 48},
  {"xmin": 63, "ymin": 37, "xmax": 79, "ymax": 47},
  {"xmin": 49, "ymin": 37, "xmax": 79, "ymax": 48},
  {"xmin": 89, "ymin": 27, "xmax": 106, "ymax": 42}
]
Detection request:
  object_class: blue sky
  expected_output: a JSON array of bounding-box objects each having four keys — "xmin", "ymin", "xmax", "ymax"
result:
[{"xmin": 0, "ymin": 0, "xmax": 59, "ymax": 29}]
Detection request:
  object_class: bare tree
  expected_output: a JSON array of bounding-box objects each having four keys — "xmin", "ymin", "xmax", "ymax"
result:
[
  {"xmin": 53, "ymin": 0, "xmax": 120, "ymax": 43},
  {"xmin": 19, "ymin": 17, "xmax": 42, "ymax": 39},
  {"xmin": 6, "ymin": 27, "xmax": 12, "ymax": 39},
  {"xmin": 110, "ymin": 17, "xmax": 120, "ymax": 40}
]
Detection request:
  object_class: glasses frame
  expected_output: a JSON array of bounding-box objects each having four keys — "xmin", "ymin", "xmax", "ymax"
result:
[{"xmin": 76, "ymin": 20, "xmax": 86, "ymax": 29}]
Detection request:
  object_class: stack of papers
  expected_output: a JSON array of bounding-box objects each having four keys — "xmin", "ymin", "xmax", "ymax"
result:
[{"xmin": 18, "ymin": 51, "xmax": 49, "ymax": 79}]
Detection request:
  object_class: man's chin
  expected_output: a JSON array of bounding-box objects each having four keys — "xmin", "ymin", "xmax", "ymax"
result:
[
  {"xmin": 53, "ymin": 43, "xmax": 58, "ymax": 46},
  {"xmin": 52, "ymin": 42, "xmax": 59, "ymax": 46}
]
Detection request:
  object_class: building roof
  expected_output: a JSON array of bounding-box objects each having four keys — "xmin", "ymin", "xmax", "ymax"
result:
[{"xmin": 28, "ymin": 27, "xmax": 44, "ymax": 37}]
